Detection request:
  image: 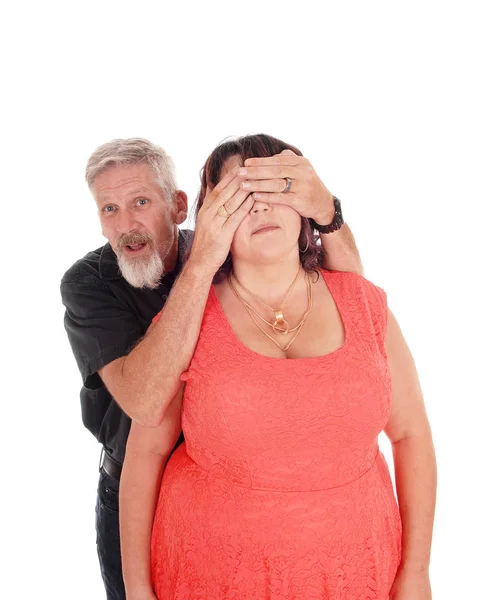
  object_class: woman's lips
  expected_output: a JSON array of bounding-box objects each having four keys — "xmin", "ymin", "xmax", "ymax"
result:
[{"xmin": 252, "ymin": 225, "xmax": 280, "ymax": 235}]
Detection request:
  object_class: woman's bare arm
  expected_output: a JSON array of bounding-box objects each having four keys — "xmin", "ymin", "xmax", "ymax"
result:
[
  {"xmin": 384, "ymin": 310, "xmax": 437, "ymax": 587},
  {"xmin": 120, "ymin": 386, "xmax": 183, "ymax": 599}
]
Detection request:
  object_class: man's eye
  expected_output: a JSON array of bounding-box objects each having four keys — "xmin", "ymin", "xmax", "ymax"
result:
[
  {"xmin": 103, "ymin": 205, "xmax": 116, "ymax": 213},
  {"xmin": 137, "ymin": 198, "xmax": 148, "ymax": 206}
]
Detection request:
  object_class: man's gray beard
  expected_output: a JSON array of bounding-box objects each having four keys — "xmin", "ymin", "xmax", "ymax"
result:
[{"xmin": 117, "ymin": 249, "xmax": 165, "ymax": 289}]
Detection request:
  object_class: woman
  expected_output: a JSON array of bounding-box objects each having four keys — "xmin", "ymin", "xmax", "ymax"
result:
[{"xmin": 120, "ymin": 135, "xmax": 436, "ymax": 599}]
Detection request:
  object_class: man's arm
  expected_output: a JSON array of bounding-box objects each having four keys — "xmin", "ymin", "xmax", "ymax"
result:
[
  {"xmin": 318, "ymin": 225, "xmax": 363, "ymax": 275},
  {"xmin": 99, "ymin": 262, "xmax": 212, "ymax": 427},
  {"xmin": 99, "ymin": 167, "xmax": 255, "ymax": 426},
  {"xmin": 241, "ymin": 150, "xmax": 364, "ymax": 275}
]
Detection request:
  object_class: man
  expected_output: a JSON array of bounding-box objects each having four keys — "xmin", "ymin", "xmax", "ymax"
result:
[{"xmin": 61, "ymin": 137, "xmax": 363, "ymax": 600}]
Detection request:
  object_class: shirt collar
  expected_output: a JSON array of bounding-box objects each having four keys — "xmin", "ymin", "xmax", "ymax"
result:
[{"xmin": 98, "ymin": 228, "xmax": 194, "ymax": 284}]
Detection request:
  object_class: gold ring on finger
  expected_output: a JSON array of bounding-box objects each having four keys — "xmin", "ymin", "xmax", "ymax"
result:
[
  {"xmin": 282, "ymin": 177, "xmax": 293, "ymax": 194},
  {"xmin": 217, "ymin": 204, "xmax": 231, "ymax": 218}
]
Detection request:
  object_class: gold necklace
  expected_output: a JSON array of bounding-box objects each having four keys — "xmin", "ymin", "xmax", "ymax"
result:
[
  {"xmin": 229, "ymin": 271, "xmax": 313, "ymax": 352},
  {"xmin": 230, "ymin": 274, "xmax": 313, "ymax": 352},
  {"xmin": 232, "ymin": 266, "xmax": 301, "ymax": 334},
  {"xmin": 230, "ymin": 274, "xmax": 313, "ymax": 334}
]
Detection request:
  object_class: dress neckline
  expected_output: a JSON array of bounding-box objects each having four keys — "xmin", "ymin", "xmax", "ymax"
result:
[{"xmin": 208, "ymin": 268, "xmax": 350, "ymax": 363}]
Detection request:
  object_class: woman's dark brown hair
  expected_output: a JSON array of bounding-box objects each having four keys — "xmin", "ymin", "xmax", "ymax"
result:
[{"xmin": 190, "ymin": 133, "xmax": 324, "ymax": 282}]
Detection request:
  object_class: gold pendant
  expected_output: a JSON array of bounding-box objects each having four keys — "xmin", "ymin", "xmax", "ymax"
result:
[{"xmin": 273, "ymin": 310, "xmax": 289, "ymax": 335}]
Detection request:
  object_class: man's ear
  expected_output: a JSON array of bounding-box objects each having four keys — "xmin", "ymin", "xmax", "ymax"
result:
[{"xmin": 173, "ymin": 190, "xmax": 188, "ymax": 225}]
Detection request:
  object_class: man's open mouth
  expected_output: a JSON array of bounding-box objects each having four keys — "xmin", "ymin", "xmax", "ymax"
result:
[{"xmin": 123, "ymin": 243, "xmax": 148, "ymax": 253}]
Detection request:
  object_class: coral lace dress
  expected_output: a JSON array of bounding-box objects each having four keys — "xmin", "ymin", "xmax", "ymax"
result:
[{"xmin": 151, "ymin": 270, "xmax": 402, "ymax": 599}]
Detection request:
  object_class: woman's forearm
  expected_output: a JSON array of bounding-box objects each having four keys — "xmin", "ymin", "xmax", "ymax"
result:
[
  {"xmin": 392, "ymin": 431, "xmax": 437, "ymax": 571},
  {"xmin": 120, "ymin": 450, "xmax": 168, "ymax": 596},
  {"xmin": 120, "ymin": 388, "xmax": 183, "ymax": 596}
]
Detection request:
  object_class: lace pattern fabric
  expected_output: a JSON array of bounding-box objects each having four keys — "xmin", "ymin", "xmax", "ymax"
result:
[{"xmin": 151, "ymin": 270, "xmax": 402, "ymax": 599}]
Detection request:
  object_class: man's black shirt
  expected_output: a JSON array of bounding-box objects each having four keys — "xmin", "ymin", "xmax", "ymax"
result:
[{"xmin": 60, "ymin": 229, "xmax": 193, "ymax": 464}]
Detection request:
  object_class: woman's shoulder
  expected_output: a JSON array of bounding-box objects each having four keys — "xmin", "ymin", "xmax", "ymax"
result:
[
  {"xmin": 319, "ymin": 268, "xmax": 387, "ymax": 305},
  {"xmin": 320, "ymin": 267, "xmax": 381, "ymax": 286},
  {"xmin": 320, "ymin": 269, "xmax": 388, "ymax": 343},
  {"xmin": 319, "ymin": 268, "xmax": 371, "ymax": 286}
]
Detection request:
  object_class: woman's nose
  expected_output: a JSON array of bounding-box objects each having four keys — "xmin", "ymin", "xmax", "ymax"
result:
[{"xmin": 250, "ymin": 200, "xmax": 272, "ymax": 214}]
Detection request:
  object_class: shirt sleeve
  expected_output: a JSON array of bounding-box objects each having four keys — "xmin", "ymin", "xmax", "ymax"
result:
[{"xmin": 60, "ymin": 276, "xmax": 144, "ymax": 385}]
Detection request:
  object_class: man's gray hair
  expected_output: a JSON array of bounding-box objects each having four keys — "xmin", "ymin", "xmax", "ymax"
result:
[{"xmin": 85, "ymin": 138, "xmax": 177, "ymax": 200}]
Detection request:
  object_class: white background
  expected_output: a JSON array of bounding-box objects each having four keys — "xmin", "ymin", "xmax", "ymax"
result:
[{"xmin": 1, "ymin": 1, "xmax": 483, "ymax": 598}]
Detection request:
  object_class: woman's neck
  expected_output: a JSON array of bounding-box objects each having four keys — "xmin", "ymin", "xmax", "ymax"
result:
[{"xmin": 231, "ymin": 255, "xmax": 303, "ymax": 307}]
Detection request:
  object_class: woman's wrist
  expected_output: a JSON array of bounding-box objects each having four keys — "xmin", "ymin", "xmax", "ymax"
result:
[{"xmin": 398, "ymin": 560, "xmax": 430, "ymax": 574}]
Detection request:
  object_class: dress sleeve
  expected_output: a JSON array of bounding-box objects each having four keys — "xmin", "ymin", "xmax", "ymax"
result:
[
  {"xmin": 152, "ymin": 309, "xmax": 163, "ymax": 326},
  {"xmin": 60, "ymin": 276, "xmax": 144, "ymax": 386},
  {"xmin": 367, "ymin": 282, "xmax": 389, "ymax": 356}
]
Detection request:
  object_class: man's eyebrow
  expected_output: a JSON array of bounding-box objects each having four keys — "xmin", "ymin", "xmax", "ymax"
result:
[{"xmin": 98, "ymin": 187, "xmax": 151, "ymax": 203}]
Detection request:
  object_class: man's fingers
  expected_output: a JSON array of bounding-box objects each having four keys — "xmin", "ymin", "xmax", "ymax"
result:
[
  {"xmin": 224, "ymin": 196, "xmax": 255, "ymax": 231},
  {"xmin": 238, "ymin": 165, "xmax": 299, "ymax": 181},
  {"xmin": 248, "ymin": 191, "xmax": 297, "ymax": 207},
  {"xmin": 202, "ymin": 167, "xmax": 241, "ymax": 210},
  {"xmin": 244, "ymin": 153, "xmax": 302, "ymax": 168},
  {"xmin": 239, "ymin": 178, "xmax": 289, "ymax": 194},
  {"xmin": 204, "ymin": 181, "xmax": 246, "ymax": 217},
  {"xmin": 223, "ymin": 188, "xmax": 252, "ymax": 215}
]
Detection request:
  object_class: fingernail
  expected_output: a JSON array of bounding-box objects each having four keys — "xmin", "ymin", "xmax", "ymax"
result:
[
  {"xmin": 245, "ymin": 159, "xmax": 253, "ymax": 166},
  {"xmin": 241, "ymin": 181, "xmax": 251, "ymax": 189},
  {"xmin": 239, "ymin": 167, "xmax": 248, "ymax": 176},
  {"xmin": 253, "ymin": 193, "xmax": 262, "ymax": 199}
]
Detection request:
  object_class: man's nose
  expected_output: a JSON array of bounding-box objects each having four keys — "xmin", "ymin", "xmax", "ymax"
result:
[{"xmin": 116, "ymin": 209, "xmax": 137, "ymax": 232}]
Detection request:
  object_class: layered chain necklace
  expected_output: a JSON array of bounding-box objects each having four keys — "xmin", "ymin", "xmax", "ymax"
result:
[{"xmin": 229, "ymin": 267, "xmax": 313, "ymax": 352}]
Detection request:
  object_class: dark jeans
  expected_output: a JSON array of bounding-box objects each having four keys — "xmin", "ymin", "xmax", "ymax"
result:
[{"xmin": 95, "ymin": 468, "xmax": 126, "ymax": 600}]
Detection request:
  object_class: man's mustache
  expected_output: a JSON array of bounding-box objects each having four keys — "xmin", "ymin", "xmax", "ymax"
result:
[{"xmin": 117, "ymin": 231, "xmax": 154, "ymax": 250}]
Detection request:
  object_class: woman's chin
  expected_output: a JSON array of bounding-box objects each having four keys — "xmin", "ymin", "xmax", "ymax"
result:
[{"xmin": 234, "ymin": 249, "xmax": 296, "ymax": 266}]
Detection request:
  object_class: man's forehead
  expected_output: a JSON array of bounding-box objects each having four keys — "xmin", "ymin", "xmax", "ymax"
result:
[{"xmin": 94, "ymin": 163, "xmax": 159, "ymax": 199}]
